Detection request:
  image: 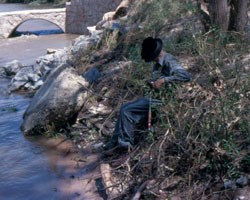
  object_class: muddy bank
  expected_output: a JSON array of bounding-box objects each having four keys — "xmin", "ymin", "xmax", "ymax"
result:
[{"xmin": 0, "ymin": 77, "xmax": 106, "ymax": 199}]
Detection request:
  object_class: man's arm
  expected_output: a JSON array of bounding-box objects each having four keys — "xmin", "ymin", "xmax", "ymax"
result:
[
  {"xmin": 151, "ymin": 55, "xmax": 191, "ymax": 89},
  {"xmin": 163, "ymin": 67, "xmax": 191, "ymax": 83},
  {"xmin": 163, "ymin": 53, "xmax": 191, "ymax": 83},
  {"xmin": 153, "ymin": 68, "xmax": 191, "ymax": 89}
]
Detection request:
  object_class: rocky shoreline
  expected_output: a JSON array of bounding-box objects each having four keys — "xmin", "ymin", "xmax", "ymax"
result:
[{"xmin": 0, "ymin": 0, "xmax": 131, "ymax": 136}]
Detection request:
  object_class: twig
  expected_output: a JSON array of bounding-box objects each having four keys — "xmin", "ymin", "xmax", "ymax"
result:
[
  {"xmin": 99, "ymin": 109, "xmax": 116, "ymax": 135},
  {"xmin": 132, "ymin": 180, "xmax": 150, "ymax": 200},
  {"xmin": 157, "ymin": 129, "xmax": 169, "ymax": 176},
  {"xmin": 130, "ymin": 141, "xmax": 157, "ymax": 172},
  {"xmin": 165, "ymin": 113, "xmax": 176, "ymax": 140},
  {"xmin": 77, "ymin": 81, "xmax": 122, "ymax": 101}
]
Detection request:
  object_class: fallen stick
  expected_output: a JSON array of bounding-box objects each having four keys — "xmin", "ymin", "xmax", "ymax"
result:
[
  {"xmin": 100, "ymin": 163, "xmax": 113, "ymax": 194},
  {"xmin": 132, "ymin": 180, "xmax": 149, "ymax": 200}
]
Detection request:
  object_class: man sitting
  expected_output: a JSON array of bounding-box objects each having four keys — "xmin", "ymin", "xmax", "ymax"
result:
[{"xmin": 103, "ymin": 37, "xmax": 191, "ymax": 151}]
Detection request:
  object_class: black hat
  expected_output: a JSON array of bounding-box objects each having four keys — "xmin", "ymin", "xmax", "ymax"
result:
[{"xmin": 141, "ymin": 37, "xmax": 163, "ymax": 62}]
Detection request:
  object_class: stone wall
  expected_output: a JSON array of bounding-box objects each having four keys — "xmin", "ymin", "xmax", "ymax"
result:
[{"xmin": 65, "ymin": 0, "xmax": 122, "ymax": 34}]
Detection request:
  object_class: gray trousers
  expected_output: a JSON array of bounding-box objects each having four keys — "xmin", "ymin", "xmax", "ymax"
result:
[{"xmin": 110, "ymin": 97, "xmax": 161, "ymax": 148}]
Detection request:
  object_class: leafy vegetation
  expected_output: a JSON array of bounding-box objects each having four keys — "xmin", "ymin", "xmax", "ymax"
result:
[
  {"xmin": 74, "ymin": 0, "xmax": 250, "ymax": 198},
  {"xmin": 2, "ymin": 0, "xmax": 248, "ymax": 198}
]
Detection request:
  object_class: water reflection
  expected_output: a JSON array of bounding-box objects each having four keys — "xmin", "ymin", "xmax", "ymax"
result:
[
  {"xmin": 0, "ymin": 4, "xmax": 102, "ymax": 199},
  {"xmin": 0, "ymin": 80, "xmax": 101, "ymax": 199},
  {"xmin": 0, "ymin": 85, "xmax": 55, "ymax": 200},
  {"xmin": 10, "ymin": 19, "xmax": 64, "ymax": 37},
  {"xmin": 0, "ymin": 34, "xmax": 78, "ymax": 66}
]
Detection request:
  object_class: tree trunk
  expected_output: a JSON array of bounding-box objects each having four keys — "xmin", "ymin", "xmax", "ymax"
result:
[
  {"xmin": 208, "ymin": 0, "xmax": 230, "ymax": 31},
  {"xmin": 229, "ymin": 0, "xmax": 249, "ymax": 32}
]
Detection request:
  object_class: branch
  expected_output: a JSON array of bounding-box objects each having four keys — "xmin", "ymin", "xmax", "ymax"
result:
[{"xmin": 132, "ymin": 180, "xmax": 150, "ymax": 200}]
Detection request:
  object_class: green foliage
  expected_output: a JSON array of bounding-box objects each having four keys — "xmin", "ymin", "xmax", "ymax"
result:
[
  {"xmin": 164, "ymin": 33, "xmax": 197, "ymax": 55},
  {"xmin": 122, "ymin": 2, "xmax": 250, "ymax": 191},
  {"xmin": 73, "ymin": 0, "xmax": 249, "ymax": 197},
  {"xmin": 130, "ymin": 0, "xmax": 194, "ymax": 35},
  {"xmin": 103, "ymin": 30, "xmax": 120, "ymax": 51},
  {"xmin": 240, "ymin": 155, "xmax": 250, "ymax": 173},
  {"xmin": 126, "ymin": 43, "xmax": 152, "ymax": 92},
  {"xmin": 124, "ymin": 0, "xmax": 199, "ymax": 61}
]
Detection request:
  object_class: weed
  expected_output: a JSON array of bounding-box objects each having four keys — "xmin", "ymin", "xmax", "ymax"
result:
[
  {"xmin": 75, "ymin": 0, "xmax": 250, "ymax": 198},
  {"xmin": 103, "ymin": 29, "xmax": 120, "ymax": 51},
  {"xmin": 120, "ymin": 19, "xmax": 249, "ymax": 198}
]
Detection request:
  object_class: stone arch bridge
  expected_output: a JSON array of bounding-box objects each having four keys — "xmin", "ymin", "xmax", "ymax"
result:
[{"xmin": 0, "ymin": 8, "xmax": 65, "ymax": 38}]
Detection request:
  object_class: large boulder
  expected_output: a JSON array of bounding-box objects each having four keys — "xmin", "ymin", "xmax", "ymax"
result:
[
  {"xmin": 102, "ymin": 0, "xmax": 132, "ymax": 21},
  {"xmin": 113, "ymin": 0, "xmax": 132, "ymax": 20},
  {"xmin": 22, "ymin": 63, "xmax": 89, "ymax": 136}
]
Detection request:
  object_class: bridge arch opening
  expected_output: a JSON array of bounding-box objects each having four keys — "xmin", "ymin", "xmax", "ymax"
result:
[{"xmin": 9, "ymin": 18, "xmax": 64, "ymax": 38}]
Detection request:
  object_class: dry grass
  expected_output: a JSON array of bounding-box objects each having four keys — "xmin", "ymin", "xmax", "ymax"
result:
[{"xmin": 72, "ymin": 0, "xmax": 250, "ymax": 199}]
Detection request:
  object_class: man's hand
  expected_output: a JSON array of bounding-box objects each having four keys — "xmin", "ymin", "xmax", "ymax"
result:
[{"xmin": 153, "ymin": 78, "xmax": 165, "ymax": 89}]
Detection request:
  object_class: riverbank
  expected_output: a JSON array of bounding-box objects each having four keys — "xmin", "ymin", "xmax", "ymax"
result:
[
  {"xmin": 0, "ymin": 53, "xmax": 103, "ymax": 200},
  {"xmin": 1, "ymin": 0, "xmax": 250, "ymax": 199},
  {"xmin": 64, "ymin": 1, "xmax": 250, "ymax": 199},
  {"xmin": 0, "ymin": 3, "xmax": 94, "ymax": 197}
]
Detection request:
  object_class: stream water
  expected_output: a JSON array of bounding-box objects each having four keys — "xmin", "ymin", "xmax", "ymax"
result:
[{"xmin": 0, "ymin": 3, "xmax": 102, "ymax": 200}]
